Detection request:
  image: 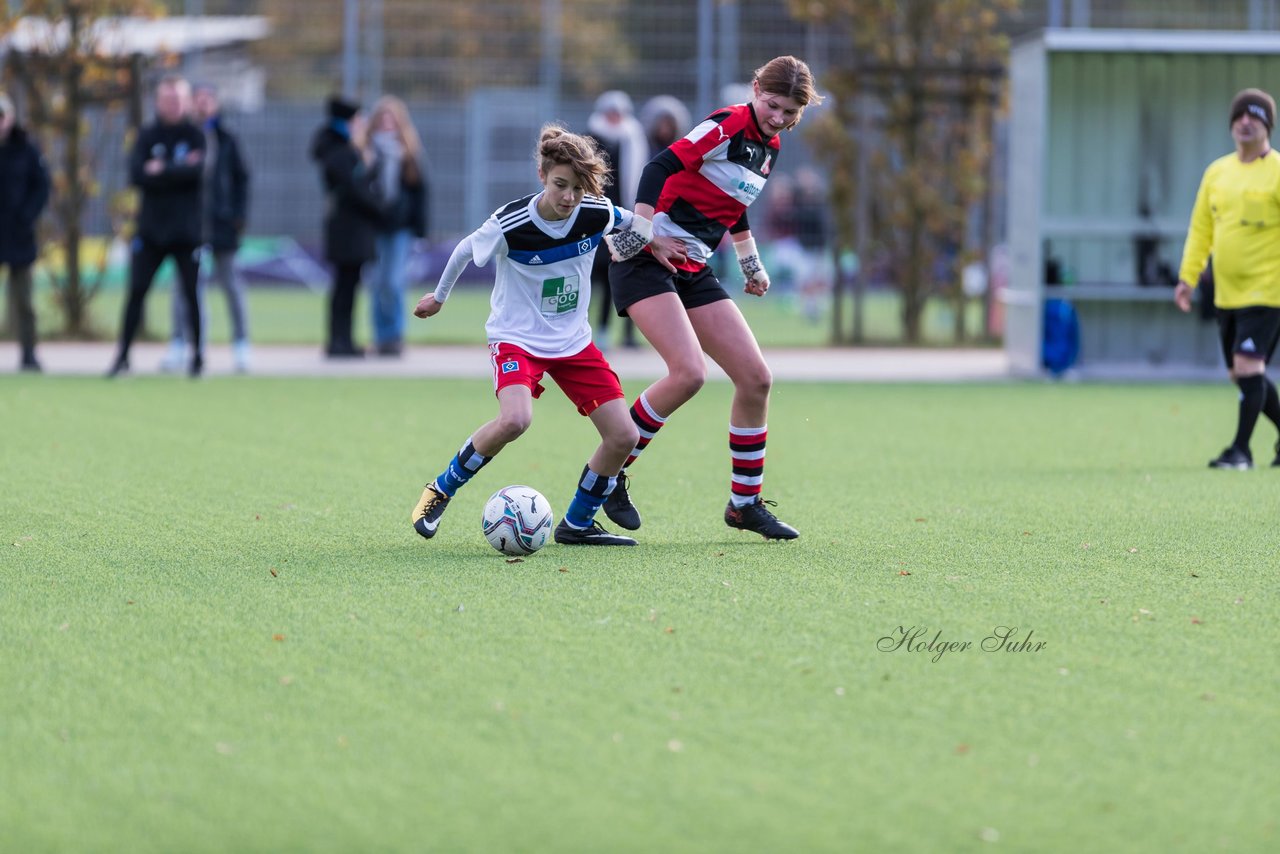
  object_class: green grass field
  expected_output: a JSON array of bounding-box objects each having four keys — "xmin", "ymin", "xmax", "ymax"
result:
[
  {"xmin": 27, "ymin": 282, "xmax": 991, "ymax": 349},
  {"xmin": 3, "ymin": 377, "xmax": 1276, "ymax": 852}
]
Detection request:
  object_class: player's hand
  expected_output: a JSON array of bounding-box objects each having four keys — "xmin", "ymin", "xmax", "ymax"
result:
[
  {"xmin": 1174, "ymin": 281, "xmax": 1193, "ymax": 313},
  {"xmin": 743, "ymin": 268, "xmax": 771, "ymax": 296},
  {"xmin": 648, "ymin": 235, "xmax": 687, "ymax": 273},
  {"xmin": 734, "ymin": 237, "xmax": 771, "ymax": 297},
  {"xmin": 414, "ymin": 294, "xmax": 443, "ymax": 318}
]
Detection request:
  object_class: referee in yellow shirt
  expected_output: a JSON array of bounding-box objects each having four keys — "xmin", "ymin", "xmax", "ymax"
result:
[{"xmin": 1176, "ymin": 88, "xmax": 1280, "ymax": 469}]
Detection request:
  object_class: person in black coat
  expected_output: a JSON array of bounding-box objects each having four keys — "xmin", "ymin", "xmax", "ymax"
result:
[
  {"xmin": 108, "ymin": 76, "xmax": 206, "ymax": 377},
  {"xmin": 310, "ymin": 95, "xmax": 384, "ymax": 358},
  {"xmin": 163, "ymin": 83, "xmax": 253, "ymax": 373},
  {"xmin": 0, "ymin": 91, "xmax": 51, "ymax": 372}
]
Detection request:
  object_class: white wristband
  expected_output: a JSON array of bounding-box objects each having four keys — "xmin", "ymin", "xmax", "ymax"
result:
[
  {"xmin": 630, "ymin": 215, "xmax": 654, "ymax": 243},
  {"xmin": 734, "ymin": 237, "xmax": 766, "ymax": 284},
  {"xmin": 604, "ymin": 216, "xmax": 654, "ymax": 262}
]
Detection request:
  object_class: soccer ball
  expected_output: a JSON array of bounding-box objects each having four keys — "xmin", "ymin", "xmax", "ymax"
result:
[{"xmin": 482, "ymin": 485, "xmax": 554, "ymax": 556}]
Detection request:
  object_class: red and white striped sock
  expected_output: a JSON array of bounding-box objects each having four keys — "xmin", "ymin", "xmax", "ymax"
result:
[
  {"xmin": 624, "ymin": 392, "xmax": 668, "ymax": 470},
  {"xmin": 729, "ymin": 424, "xmax": 766, "ymax": 508}
]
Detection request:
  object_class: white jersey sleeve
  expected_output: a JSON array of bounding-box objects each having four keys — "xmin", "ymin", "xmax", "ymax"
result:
[
  {"xmin": 612, "ymin": 204, "xmax": 634, "ymax": 233},
  {"xmin": 433, "ymin": 216, "xmax": 507, "ymax": 303}
]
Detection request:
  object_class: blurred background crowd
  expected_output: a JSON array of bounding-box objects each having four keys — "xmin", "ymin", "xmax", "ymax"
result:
[{"xmin": 3, "ymin": 0, "xmax": 1278, "ymax": 364}]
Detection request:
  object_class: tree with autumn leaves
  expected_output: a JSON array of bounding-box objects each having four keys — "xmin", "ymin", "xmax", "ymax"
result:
[
  {"xmin": 793, "ymin": 0, "xmax": 1018, "ymax": 344},
  {"xmin": 2, "ymin": 1, "xmax": 166, "ymax": 338}
]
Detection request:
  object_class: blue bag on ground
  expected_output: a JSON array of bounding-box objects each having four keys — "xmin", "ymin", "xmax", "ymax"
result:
[{"xmin": 1042, "ymin": 298, "xmax": 1079, "ymax": 375}]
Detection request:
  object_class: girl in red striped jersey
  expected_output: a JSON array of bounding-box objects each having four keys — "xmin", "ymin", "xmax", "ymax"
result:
[{"xmin": 600, "ymin": 55, "xmax": 823, "ymax": 540}]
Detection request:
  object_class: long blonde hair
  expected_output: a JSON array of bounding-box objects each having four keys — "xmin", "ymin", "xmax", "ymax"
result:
[
  {"xmin": 365, "ymin": 94, "xmax": 425, "ymax": 184},
  {"xmin": 534, "ymin": 123, "xmax": 609, "ymax": 197}
]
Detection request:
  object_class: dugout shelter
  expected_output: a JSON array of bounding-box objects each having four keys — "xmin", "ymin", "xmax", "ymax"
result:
[{"xmin": 1005, "ymin": 28, "xmax": 1280, "ymax": 378}]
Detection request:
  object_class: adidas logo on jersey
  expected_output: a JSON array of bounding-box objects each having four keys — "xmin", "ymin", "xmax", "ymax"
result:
[
  {"xmin": 529, "ymin": 255, "xmax": 543, "ymax": 264},
  {"xmin": 1242, "ymin": 337, "xmax": 1257, "ymax": 352}
]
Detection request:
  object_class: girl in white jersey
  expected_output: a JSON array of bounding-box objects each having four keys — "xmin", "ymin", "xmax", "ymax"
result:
[{"xmin": 409, "ymin": 125, "xmax": 684, "ymax": 546}]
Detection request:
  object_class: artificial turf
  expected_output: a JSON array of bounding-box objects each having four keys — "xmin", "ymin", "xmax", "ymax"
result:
[{"xmin": 2, "ymin": 376, "xmax": 1276, "ymax": 852}]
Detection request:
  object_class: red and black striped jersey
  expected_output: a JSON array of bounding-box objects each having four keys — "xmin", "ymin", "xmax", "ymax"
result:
[{"xmin": 653, "ymin": 102, "xmax": 781, "ymax": 270}]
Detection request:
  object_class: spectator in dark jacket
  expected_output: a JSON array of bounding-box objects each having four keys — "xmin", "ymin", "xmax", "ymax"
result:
[
  {"xmin": 0, "ymin": 90, "xmax": 51, "ymax": 372},
  {"xmin": 108, "ymin": 76, "xmax": 206, "ymax": 377},
  {"xmin": 162, "ymin": 83, "xmax": 253, "ymax": 373},
  {"xmin": 310, "ymin": 95, "xmax": 384, "ymax": 358},
  {"xmin": 366, "ymin": 95, "xmax": 428, "ymax": 357}
]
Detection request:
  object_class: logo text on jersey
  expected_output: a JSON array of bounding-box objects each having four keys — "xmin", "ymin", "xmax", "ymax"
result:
[{"xmin": 541, "ymin": 275, "xmax": 580, "ymax": 316}]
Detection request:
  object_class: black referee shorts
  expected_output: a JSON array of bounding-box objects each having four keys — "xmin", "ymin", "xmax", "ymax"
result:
[
  {"xmin": 608, "ymin": 251, "xmax": 731, "ymax": 317},
  {"xmin": 1217, "ymin": 305, "xmax": 1280, "ymax": 366}
]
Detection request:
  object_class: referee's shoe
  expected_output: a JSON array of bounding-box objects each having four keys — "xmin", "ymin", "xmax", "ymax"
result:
[{"xmin": 1208, "ymin": 447, "xmax": 1253, "ymax": 470}]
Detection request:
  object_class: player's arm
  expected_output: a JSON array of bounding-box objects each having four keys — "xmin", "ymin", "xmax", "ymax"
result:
[
  {"xmin": 604, "ymin": 150, "xmax": 684, "ymax": 263},
  {"xmin": 612, "ymin": 202, "xmax": 685, "ymax": 272},
  {"xmin": 415, "ymin": 233, "xmax": 477, "ymax": 318},
  {"xmin": 730, "ymin": 213, "xmax": 771, "ymax": 297},
  {"xmin": 1175, "ymin": 170, "xmax": 1214, "ymax": 313}
]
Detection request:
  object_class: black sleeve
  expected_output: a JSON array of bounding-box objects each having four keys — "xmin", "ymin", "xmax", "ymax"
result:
[
  {"xmin": 22, "ymin": 142, "xmax": 51, "ymax": 225},
  {"xmin": 230, "ymin": 135, "xmax": 251, "ymax": 227},
  {"xmin": 729, "ymin": 210, "xmax": 750, "ymax": 234},
  {"xmin": 128, "ymin": 127, "xmax": 152, "ymax": 188},
  {"xmin": 635, "ymin": 149, "xmax": 683, "ymax": 208}
]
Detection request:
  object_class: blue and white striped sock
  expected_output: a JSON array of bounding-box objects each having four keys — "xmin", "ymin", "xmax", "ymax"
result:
[
  {"xmin": 435, "ymin": 438, "xmax": 491, "ymax": 497},
  {"xmin": 564, "ymin": 465, "xmax": 617, "ymax": 529}
]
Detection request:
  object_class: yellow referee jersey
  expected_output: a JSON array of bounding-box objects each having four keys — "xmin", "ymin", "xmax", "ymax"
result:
[{"xmin": 1179, "ymin": 149, "xmax": 1280, "ymax": 308}]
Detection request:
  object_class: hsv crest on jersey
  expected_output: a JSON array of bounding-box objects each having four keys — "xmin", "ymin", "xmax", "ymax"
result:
[{"xmin": 501, "ymin": 360, "xmax": 519, "ymax": 373}]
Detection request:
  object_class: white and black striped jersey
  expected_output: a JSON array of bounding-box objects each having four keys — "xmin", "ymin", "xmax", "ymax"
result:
[{"xmin": 434, "ymin": 191, "xmax": 630, "ymax": 358}]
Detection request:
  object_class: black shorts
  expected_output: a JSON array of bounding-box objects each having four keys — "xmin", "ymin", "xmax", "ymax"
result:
[
  {"xmin": 1217, "ymin": 306, "xmax": 1280, "ymax": 366},
  {"xmin": 608, "ymin": 251, "xmax": 731, "ymax": 317}
]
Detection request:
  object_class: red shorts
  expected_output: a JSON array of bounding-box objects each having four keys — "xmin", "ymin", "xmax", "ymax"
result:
[{"xmin": 489, "ymin": 342, "xmax": 624, "ymax": 417}]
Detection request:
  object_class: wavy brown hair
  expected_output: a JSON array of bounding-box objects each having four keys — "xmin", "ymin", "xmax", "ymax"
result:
[
  {"xmin": 534, "ymin": 123, "xmax": 609, "ymax": 197},
  {"xmin": 754, "ymin": 55, "xmax": 824, "ymax": 129}
]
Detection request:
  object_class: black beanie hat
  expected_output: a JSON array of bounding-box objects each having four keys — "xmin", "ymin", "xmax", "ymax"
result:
[
  {"xmin": 327, "ymin": 95, "xmax": 359, "ymax": 121},
  {"xmin": 1230, "ymin": 88, "xmax": 1275, "ymax": 132}
]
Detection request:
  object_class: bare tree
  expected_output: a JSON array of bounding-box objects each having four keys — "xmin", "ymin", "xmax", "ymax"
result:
[
  {"xmin": 2, "ymin": 1, "xmax": 157, "ymax": 337},
  {"xmin": 794, "ymin": 0, "xmax": 1016, "ymax": 344}
]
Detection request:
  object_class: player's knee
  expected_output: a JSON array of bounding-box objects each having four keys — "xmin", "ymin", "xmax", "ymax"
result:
[
  {"xmin": 670, "ymin": 363, "xmax": 706, "ymax": 400},
  {"xmin": 605, "ymin": 421, "xmax": 640, "ymax": 456},
  {"xmin": 739, "ymin": 364, "xmax": 773, "ymax": 400},
  {"xmin": 495, "ymin": 411, "xmax": 533, "ymax": 440}
]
